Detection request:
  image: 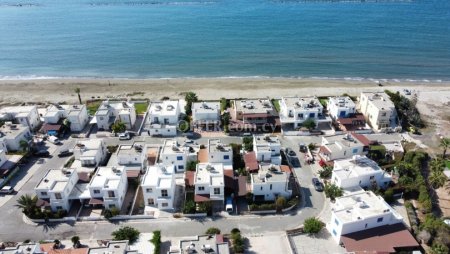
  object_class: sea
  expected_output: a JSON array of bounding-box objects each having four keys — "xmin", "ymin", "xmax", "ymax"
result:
[{"xmin": 0, "ymin": 0, "xmax": 449, "ymax": 81}]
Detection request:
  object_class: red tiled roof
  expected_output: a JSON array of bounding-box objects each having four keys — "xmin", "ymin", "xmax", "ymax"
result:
[
  {"xmin": 244, "ymin": 152, "xmax": 259, "ymax": 172},
  {"xmin": 126, "ymin": 170, "xmax": 140, "ymax": 178},
  {"xmin": 89, "ymin": 198, "xmax": 104, "ymax": 205},
  {"xmin": 185, "ymin": 171, "xmax": 195, "ymax": 187},
  {"xmin": 40, "ymin": 243, "xmax": 89, "ymax": 254},
  {"xmin": 337, "ymin": 114, "xmax": 366, "ymax": 125},
  {"xmin": 237, "ymin": 175, "xmax": 248, "ymax": 196},
  {"xmin": 36, "ymin": 199, "xmax": 50, "ymax": 207},
  {"xmin": 280, "ymin": 165, "xmax": 291, "ymax": 173},
  {"xmin": 147, "ymin": 148, "xmax": 158, "ymax": 166},
  {"xmin": 351, "ymin": 133, "xmax": 371, "ymax": 146},
  {"xmin": 194, "ymin": 194, "xmax": 210, "ymax": 202},
  {"xmin": 224, "ymin": 169, "xmax": 235, "ymax": 190},
  {"xmin": 197, "ymin": 148, "xmax": 208, "ymax": 163},
  {"xmin": 341, "ymin": 223, "xmax": 419, "ymax": 253},
  {"xmin": 243, "ymin": 113, "xmax": 270, "ymax": 118},
  {"xmin": 77, "ymin": 172, "xmax": 90, "ymax": 183},
  {"xmin": 40, "ymin": 123, "xmax": 63, "ymax": 132},
  {"xmin": 319, "ymin": 146, "xmax": 331, "ymax": 154},
  {"xmin": 216, "ymin": 234, "xmax": 224, "ymax": 244}
]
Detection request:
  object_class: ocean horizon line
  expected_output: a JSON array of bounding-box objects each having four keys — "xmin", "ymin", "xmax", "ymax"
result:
[{"xmin": 0, "ymin": 75, "xmax": 446, "ymax": 84}]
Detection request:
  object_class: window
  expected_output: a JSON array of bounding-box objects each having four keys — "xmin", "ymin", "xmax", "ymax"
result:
[
  {"xmin": 162, "ymin": 203, "xmax": 168, "ymax": 207},
  {"xmin": 198, "ymin": 186, "xmax": 205, "ymax": 191},
  {"xmin": 41, "ymin": 192, "xmax": 48, "ymax": 196},
  {"xmin": 146, "ymin": 188, "xmax": 152, "ymax": 193},
  {"xmin": 109, "ymin": 204, "xmax": 116, "ymax": 209},
  {"xmin": 108, "ymin": 191, "xmax": 115, "ymax": 198},
  {"xmin": 177, "ymin": 156, "xmax": 183, "ymax": 161},
  {"xmin": 309, "ymin": 113, "xmax": 315, "ymax": 118},
  {"xmin": 370, "ymin": 175, "xmax": 375, "ymax": 180},
  {"xmin": 56, "ymin": 206, "xmax": 63, "ymax": 210},
  {"xmin": 335, "ymin": 219, "xmax": 339, "ymax": 226},
  {"xmin": 148, "ymin": 198, "xmax": 154, "ymax": 205},
  {"xmin": 365, "ymin": 223, "xmax": 368, "ymax": 228},
  {"xmin": 352, "ymin": 148, "xmax": 358, "ymax": 154},
  {"xmin": 94, "ymin": 189, "xmax": 100, "ymax": 194},
  {"xmin": 178, "ymin": 165, "xmax": 184, "ymax": 170},
  {"xmin": 298, "ymin": 113, "xmax": 304, "ymax": 119},
  {"xmin": 100, "ymin": 117, "xmax": 104, "ymax": 120},
  {"xmin": 161, "ymin": 190, "xmax": 168, "ymax": 197},
  {"xmin": 377, "ymin": 217, "xmax": 383, "ymax": 223},
  {"xmin": 381, "ymin": 112, "xmax": 387, "ymax": 117},
  {"xmin": 224, "ymin": 155, "xmax": 230, "ymax": 160},
  {"xmin": 260, "ymin": 186, "xmax": 263, "ymax": 190},
  {"xmin": 54, "ymin": 193, "xmax": 62, "ymax": 199},
  {"xmin": 332, "ymin": 229, "xmax": 336, "ymax": 236},
  {"xmin": 270, "ymin": 184, "xmax": 272, "ymax": 190},
  {"xmin": 214, "ymin": 188, "xmax": 220, "ymax": 195}
]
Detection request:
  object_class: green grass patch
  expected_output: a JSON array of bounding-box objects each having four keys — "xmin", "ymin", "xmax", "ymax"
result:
[
  {"xmin": 134, "ymin": 102, "xmax": 149, "ymax": 115},
  {"xmin": 445, "ymin": 160, "xmax": 450, "ymax": 169},
  {"xmin": 271, "ymin": 99, "xmax": 281, "ymax": 112},
  {"xmin": 319, "ymin": 98, "xmax": 328, "ymax": 107},
  {"xmin": 86, "ymin": 100, "xmax": 102, "ymax": 115}
]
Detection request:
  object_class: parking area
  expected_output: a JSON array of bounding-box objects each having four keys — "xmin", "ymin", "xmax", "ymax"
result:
[{"xmin": 288, "ymin": 230, "xmax": 345, "ymax": 254}]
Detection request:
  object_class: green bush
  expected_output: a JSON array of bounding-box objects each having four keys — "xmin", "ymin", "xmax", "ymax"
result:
[
  {"xmin": 431, "ymin": 242, "xmax": 449, "ymax": 254},
  {"xmin": 231, "ymin": 231, "xmax": 245, "ymax": 253},
  {"xmin": 383, "ymin": 188, "xmax": 395, "ymax": 204},
  {"xmin": 183, "ymin": 200, "xmax": 196, "ymax": 214},
  {"xmin": 275, "ymin": 197, "xmax": 287, "ymax": 210},
  {"xmin": 150, "ymin": 230, "xmax": 161, "ymax": 254},
  {"xmin": 112, "ymin": 226, "xmax": 140, "ymax": 244},
  {"xmin": 303, "ymin": 217, "xmax": 324, "ymax": 234},
  {"xmin": 205, "ymin": 227, "xmax": 221, "ymax": 235},
  {"xmin": 324, "ymin": 184, "xmax": 343, "ymax": 201},
  {"xmin": 318, "ymin": 166, "xmax": 333, "ymax": 179},
  {"xmin": 243, "ymin": 137, "xmax": 253, "ymax": 151},
  {"xmin": 231, "ymin": 228, "xmax": 241, "ymax": 235}
]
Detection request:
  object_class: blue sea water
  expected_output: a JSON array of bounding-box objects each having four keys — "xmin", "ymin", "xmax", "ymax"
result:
[{"xmin": 0, "ymin": 0, "xmax": 449, "ymax": 80}]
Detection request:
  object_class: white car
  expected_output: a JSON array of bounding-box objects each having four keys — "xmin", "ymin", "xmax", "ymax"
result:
[
  {"xmin": 118, "ymin": 132, "xmax": 131, "ymax": 140},
  {"xmin": 0, "ymin": 186, "xmax": 14, "ymax": 194}
]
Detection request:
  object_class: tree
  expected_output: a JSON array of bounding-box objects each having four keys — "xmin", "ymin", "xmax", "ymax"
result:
[
  {"xmin": 318, "ymin": 166, "xmax": 333, "ymax": 179},
  {"xmin": 111, "ymin": 121, "xmax": 126, "ymax": 133},
  {"xmin": 186, "ymin": 161, "xmax": 198, "ymax": 171},
  {"xmin": 439, "ymin": 137, "xmax": 450, "ymax": 158},
  {"xmin": 429, "ymin": 169, "xmax": 447, "ymax": 189},
  {"xmin": 183, "ymin": 200, "xmax": 195, "ymax": 214},
  {"xmin": 242, "ymin": 137, "xmax": 253, "ymax": 152},
  {"xmin": 303, "ymin": 217, "xmax": 324, "ymax": 234},
  {"xmin": 302, "ymin": 118, "xmax": 316, "ymax": 131},
  {"xmin": 111, "ymin": 226, "xmax": 140, "ymax": 244},
  {"xmin": 275, "ymin": 196, "xmax": 287, "ymax": 211},
  {"xmin": 184, "ymin": 92, "xmax": 198, "ymax": 115},
  {"xmin": 324, "ymin": 184, "xmax": 343, "ymax": 201},
  {"xmin": 74, "ymin": 87, "xmax": 82, "ymax": 104},
  {"xmin": 19, "ymin": 139, "xmax": 29, "ymax": 152},
  {"xmin": 205, "ymin": 227, "xmax": 221, "ymax": 235},
  {"xmin": 15, "ymin": 195, "xmax": 38, "ymax": 216},
  {"xmin": 431, "ymin": 242, "xmax": 449, "ymax": 254},
  {"xmin": 71, "ymin": 236, "xmax": 80, "ymax": 248},
  {"xmin": 150, "ymin": 231, "xmax": 161, "ymax": 254}
]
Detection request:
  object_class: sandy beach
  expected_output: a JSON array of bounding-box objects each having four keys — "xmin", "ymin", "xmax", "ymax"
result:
[{"xmin": 0, "ymin": 78, "xmax": 449, "ymax": 148}]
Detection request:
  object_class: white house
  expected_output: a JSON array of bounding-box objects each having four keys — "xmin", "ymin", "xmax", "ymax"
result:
[
  {"xmin": 327, "ymin": 190, "xmax": 404, "ymax": 243},
  {"xmin": 73, "ymin": 139, "xmax": 107, "ymax": 167},
  {"xmin": 332, "ymin": 155, "xmax": 392, "ymax": 190},
  {"xmin": 319, "ymin": 133, "xmax": 369, "ymax": 162},
  {"xmin": 35, "ymin": 168, "xmax": 79, "ymax": 212},
  {"xmin": 253, "ymin": 135, "xmax": 281, "ymax": 165},
  {"xmin": 250, "ymin": 164, "xmax": 292, "ymax": 201},
  {"xmin": 0, "ymin": 243, "xmax": 46, "ymax": 254},
  {"xmin": 141, "ymin": 164, "xmax": 176, "ymax": 210},
  {"xmin": 192, "ymin": 101, "xmax": 221, "ymax": 125},
  {"xmin": 158, "ymin": 139, "xmax": 199, "ymax": 173},
  {"xmin": 43, "ymin": 104, "xmax": 89, "ymax": 132},
  {"xmin": 327, "ymin": 96, "xmax": 356, "ymax": 120},
  {"xmin": 359, "ymin": 92, "xmax": 399, "ymax": 131},
  {"xmin": 279, "ymin": 96, "xmax": 324, "ymax": 129},
  {"xmin": 0, "ymin": 122, "xmax": 32, "ymax": 152},
  {"xmin": 194, "ymin": 163, "xmax": 225, "ymax": 204},
  {"xmin": 89, "ymin": 166, "xmax": 128, "ymax": 210},
  {"xmin": 207, "ymin": 139, "xmax": 233, "ymax": 165},
  {"xmin": 0, "ymin": 105, "xmax": 41, "ymax": 130},
  {"xmin": 146, "ymin": 100, "xmax": 180, "ymax": 137},
  {"xmin": 94, "ymin": 100, "xmax": 136, "ymax": 130},
  {"xmin": 116, "ymin": 143, "xmax": 146, "ymax": 169}
]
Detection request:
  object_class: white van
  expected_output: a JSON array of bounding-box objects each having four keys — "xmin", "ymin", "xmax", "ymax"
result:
[
  {"xmin": 48, "ymin": 136, "xmax": 61, "ymax": 144},
  {"xmin": 225, "ymin": 197, "xmax": 233, "ymax": 213}
]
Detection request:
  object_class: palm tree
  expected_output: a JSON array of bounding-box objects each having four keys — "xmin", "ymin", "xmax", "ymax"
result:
[
  {"xmin": 16, "ymin": 195, "xmax": 38, "ymax": 215},
  {"xmin": 439, "ymin": 137, "xmax": 450, "ymax": 158},
  {"xmin": 74, "ymin": 87, "xmax": 82, "ymax": 104},
  {"xmin": 429, "ymin": 169, "xmax": 447, "ymax": 189}
]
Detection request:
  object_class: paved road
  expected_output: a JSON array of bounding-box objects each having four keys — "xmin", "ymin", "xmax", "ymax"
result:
[{"xmin": 0, "ymin": 135, "xmax": 325, "ymax": 242}]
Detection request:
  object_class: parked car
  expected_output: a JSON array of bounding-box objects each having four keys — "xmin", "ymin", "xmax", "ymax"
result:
[
  {"xmin": 285, "ymin": 148, "xmax": 296, "ymax": 157},
  {"xmin": 58, "ymin": 149, "xmax": 73, "ymax": 158},
  {"xmin": 34, "ymin": 150, "xmax": 50, "ymax": 158},
  {"xmin": 225, "ymin": 197, "xmax": 234, "ymax": 214},
  {"xmin": 0, "ymin": 186, "xmax": 14, "ymax": 194},
  {"xmin": 299, "ymin": 143, "xmax": 307, "ymax": 153},
  {"xmin": 118, "ymin": 132, "xmax": 131, "ymax": 140},
  {"xmin": 48, "ymin": 136, "xmax": 61, "ymax": 145},
  {"xmin": 312, "ymin": 178, "xmax": 324, "ymax": 192}
]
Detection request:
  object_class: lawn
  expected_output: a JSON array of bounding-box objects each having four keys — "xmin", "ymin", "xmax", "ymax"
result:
[
  {"xmin": 86, "ymin": 100, "xmax": 102, "ymax": 115},
  {"xmin": 134, "ymin": 102, "xmax": 149, "ymax": 115},
  {"xmin": 271, "ymin": 99, "xmax": 281, "ymax": 112},
  {"xmin": 445, "ymin": 160, "xmax": 450, "ymax": 169}
]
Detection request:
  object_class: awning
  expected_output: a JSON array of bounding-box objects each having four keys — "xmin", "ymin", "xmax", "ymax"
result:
[
  {"xmin": 194, "ymin": 194, "xmax": 210, "ymax": 202},
  {"xmin": 185, "ymin": 171, "xmax": 195, "ymax": 187},
  {"xmin": 36, "ymin": 199, "xmax": 50, "ymax": 207},
  {"xmin": 89, "ymin": 198, "xmax": 104, "ymax": 205},
  {"xmin": 126, "ymin": 170, "xmax": 140, "ymax": 178}
]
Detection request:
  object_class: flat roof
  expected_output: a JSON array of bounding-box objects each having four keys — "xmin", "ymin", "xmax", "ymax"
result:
[
  {"xmin": 208, "ymin": 139, "xmax": 232, "ymax": 154},
  {"xmin": 161, "ymin": 139, "xmax": 188, "ymax": 155},
  {"xmin": 0, "ymin": 105, "xmax": 36, "ymax": 114},
  {"xmin": 142, "ymin": 165, "xmax": 175, "ymax": 187},
  {"xmin": 76, "ymin": 138, "xmax": 103, "ymax": 150},
  {"xmin": 90, "ymin": 166, "xmax": 124, "ymax": 188},
  {"xmin": 117, "ymin": 142, "xmax": 145, "ymax": 157},
  {"xmin": 282, "ymin": 96, "xmax": 323, "ymax": 110},
  {"xmin": 253, "ymin": 164, "xmax": 290, "ymax": 184},
  {"xmin": 36, "ymin": 168, "xmax": 75, "ymax": 190},
  {"xmin": 323, "ymin": 134, "xmax": 364, "ymax": 150},
  {"xmin": 179, "ymin": 235, "xmax": 230, "ymax": 254},
  {"xmin": 333, "ymin": 190, "xmax": 400, "ymax": 223},
  {"xmin": 0, "ymin": 123, "xmax": 29, "ymax": 139},
  {"xmin": 192, "ymin": 101, "xmax": 220, "ymax": 114},
  {"xmin": 361, "ymin": 92, "xmax": 395, "ymax": 109},
  {"xmin": 195, "ymin": 163, "xmax": 224, "ymax": 186},
  {"xmin": 88, "ymin": 240, "xmax": 130, "ymax": 254},
  {"xmin": 328, "ymin": 96, "xmax": 356, "ymax": 109},
  {"xmin": 333, "ymin": 156, "xmax": 381, "ymax": 179},
  {"xmin": 149, "ymin": 100, "xmax": 179, "ymax": 116},
  {"xmin": 234, "ymin": 99, "xmax": 275, "ymax": 115}
]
